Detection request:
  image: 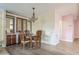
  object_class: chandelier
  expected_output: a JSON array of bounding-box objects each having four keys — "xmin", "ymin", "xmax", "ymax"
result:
[{"xmin": 30, "ymin": 7, "xmax": 38, "ymax": 22}]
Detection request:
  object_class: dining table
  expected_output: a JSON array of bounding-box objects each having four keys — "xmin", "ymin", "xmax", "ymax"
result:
[{"xmin": 25, "ymin": 33, "xmax": 36, "ymax": 48}]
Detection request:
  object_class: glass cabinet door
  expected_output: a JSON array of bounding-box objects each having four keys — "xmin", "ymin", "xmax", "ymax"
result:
[
  {"xmin": 16, "ymin": 18, "xmax": 22, "ymax": 32},
  {"xmin": 23, "ymin": 19, "xmax": 27, "ymax": 31},
  {"xmin": 6, "ymin": 16, "xmax": 14, "ymax": 33}
]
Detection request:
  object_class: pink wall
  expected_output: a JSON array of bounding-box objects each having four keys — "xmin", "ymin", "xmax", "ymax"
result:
[
  {"xmin": 54, "ymin": 4, "xmax": 78, "ymax": 43},
  {"xmin": 74, "ymin": 19, "xmax": 79, "ymax": 38},
  {"xmin": 61, "ymin": 15, "xmax": 74, "ymax": 42}
]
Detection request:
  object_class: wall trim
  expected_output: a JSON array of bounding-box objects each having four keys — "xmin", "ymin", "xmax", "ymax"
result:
[
  {"xmin": 41, "ymin": 40, "xmax": 59, "ymax": 45},
  {"xmin": 60, "ymin": 39, "xmax": 73, "ymax": 42}
]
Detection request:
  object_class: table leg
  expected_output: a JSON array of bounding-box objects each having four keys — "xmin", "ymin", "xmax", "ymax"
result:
[{"xmin": 30, "ymin": 37, "xmax": 32, "ymax": 48}]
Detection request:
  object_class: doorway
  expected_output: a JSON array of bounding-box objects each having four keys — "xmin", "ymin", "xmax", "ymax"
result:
[{"xmin": 61, "ymin": 15, "xmax": 74, "ymax": 42}]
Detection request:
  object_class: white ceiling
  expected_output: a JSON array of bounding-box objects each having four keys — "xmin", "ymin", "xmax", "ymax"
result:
[
  {"xmin": 0, "ymin": 3, "xmax": 55, "ymax": 17},
  {"xmin": 0, "ymin": 3, "xmax": 77, "ymax": 17}
]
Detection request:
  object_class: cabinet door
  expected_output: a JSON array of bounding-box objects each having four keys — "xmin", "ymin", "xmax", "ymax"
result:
[
  {"xmin": 11, "ymin": 35, "xmax": 16, "ymax": 44},
  {"xmin": 16, "ymin": 18, "xmax": 22, "ymax": 32},
  {"xmin": 6, "ymin": 35, "xmax": 11, "ymax": 46}
]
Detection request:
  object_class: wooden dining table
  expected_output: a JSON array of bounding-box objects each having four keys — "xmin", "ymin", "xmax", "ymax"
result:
[{"xmin": 25, "ymin": 33, "xmax": 36, "ymax": 48}]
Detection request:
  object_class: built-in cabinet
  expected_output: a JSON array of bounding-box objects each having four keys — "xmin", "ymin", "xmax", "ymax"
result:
[
  {"xmin": 6, "ymin": 34, "xmax": 16, "ymax": 46},
  {"xmin": 6, "ymin": 12, "xmax": 32, "ymax": 46}
]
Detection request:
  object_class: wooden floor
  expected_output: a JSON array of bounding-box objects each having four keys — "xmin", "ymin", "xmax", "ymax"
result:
[
  {"xmin": 4, "ymin": 39, "xmax": 79, "ymax": 55},
  {"xmin": 6, "ymin": 44, "xmax": 64, "ymax": 55},
  {"xmin": 57, "ymin": 39, "xmax": 79, "ymax": 54},
  {"xmin": 0, "ymin": 48, "xmax": 9, "ymax": 55}
]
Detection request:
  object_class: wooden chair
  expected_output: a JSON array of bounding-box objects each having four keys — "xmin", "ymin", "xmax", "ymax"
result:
[
  {"xmin": 32, "ymin": 30, "xmax": 42, "ymax": 48},
  {"xmin": 19, "ymin": 31, "xmax": 30, "ymax": 48}
]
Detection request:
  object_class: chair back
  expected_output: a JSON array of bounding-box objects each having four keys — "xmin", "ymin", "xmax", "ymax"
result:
[
  {"xmin": 36, "ymin": 30, "xmax": 42, "ymax": 40},
  {"xmin": 19, "ymin": 32, "xmax": 25, "ymax": 41}
]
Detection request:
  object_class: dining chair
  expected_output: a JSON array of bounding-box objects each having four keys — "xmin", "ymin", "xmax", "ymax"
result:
[
  {"xmin": 19, "ymin": 31, "xmax": 30, "ymax": 48},
  {"xmin": 32, "ymin": 30, "xmax": 42, "ymax": 48}
]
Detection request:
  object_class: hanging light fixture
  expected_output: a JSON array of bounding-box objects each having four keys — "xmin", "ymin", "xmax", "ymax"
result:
[
  {"xmin": 29, "ymin": 7, "xmax": 38, "ymax": 33},
  {"xmin": 30, "ymin": 7, "xmax": 38, "ymax": 22}
]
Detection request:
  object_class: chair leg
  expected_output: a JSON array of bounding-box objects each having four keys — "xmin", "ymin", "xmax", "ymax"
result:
[
  {"xmin": 38, "ymin": 42, "xmax": 40, "ymax": 48},
  {"xmin": 33, "ymin": 42, "xmax": 36, "ymax": 48},
  {"xmin": 36, "ymin": 42, "xmax": 37, "ymax": 48},
  {"xmin": 39, "ymin": 42, "xmax": 41, "ymax": 48},
  {"xmin": 30, "ymin": 41, "xmax": 32, "ymax": 48},
  {"xmin": 28, "ymin": 42, "xmax": 30, "ymax": 48},
  {"xmin": 23, "ymin": 43, "xmax": 25, "ymax": 48},
  {"xmin": 35, "ymin": 42, "xmax": 39, "ymax": 48},
  {"xmin": 37, "ymin": 42, "xmax": 41, "ymax": 48},
  {"xmin": 20, "ymin": 43, "xmax": 23, "ymax": 48}
]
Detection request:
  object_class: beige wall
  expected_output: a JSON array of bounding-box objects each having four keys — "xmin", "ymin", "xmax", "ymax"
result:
[
  {"xmin": 32, "ymin": 6, "xmax": 55, "ymax": 45},
  {"xmin": 0, "ymin": 9, "xmax": 6, "ymax": 47},
  {"xmin": 0, "ymin": 10, "xmax": 2, "ymax": 46}
]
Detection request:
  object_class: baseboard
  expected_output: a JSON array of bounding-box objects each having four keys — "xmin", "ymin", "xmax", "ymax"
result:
[
  {"xmin": 60, "ymin": 40, "xmax": 73, "ymax": 42},
  {"xmin": 60, "ymin": 40, "xmax": 73, "ymax": 43},
  {"xmin": 41, "ymin": 41, "xmax": 59, "ymax": 45}
]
